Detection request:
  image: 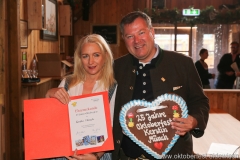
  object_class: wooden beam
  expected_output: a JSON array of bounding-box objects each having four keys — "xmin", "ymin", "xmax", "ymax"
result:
[
  {"xmin": 73, "ymin": 0, "xmax": 97, "ymax": 23},
  {"xmin": 0, "ymin": 0, "xmax": 6, "ymax": 92},
  {"xmin": 6, "ymin": 0, "xmax": 23, "ymax": 159},
  {"xmin": 0, "ymin": 94, "xmax": 5, "ymax": 160},
  {"xmin": 0, "ymin": 0, "xmax": 6, "ymax": 159}
]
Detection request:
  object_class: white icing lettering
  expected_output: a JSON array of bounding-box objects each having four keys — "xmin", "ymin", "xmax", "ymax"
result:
[
  {"xmin": 143, "ymin": 127, "xmax": 168, "ymax": 136},
  {"xmin": 136, "ymin": 114, "xmax": 145, "ymax": 122},
  {"xmin": 148, "ymin": 134, "xmax": 169, "ymax": 143},
  {"xmin": 145, "ymin": 112, "xmax": 166, "ymax": 121},
  {"xmin": 136, "ymin": 118, "xmax": 172, "ymax": 130}
]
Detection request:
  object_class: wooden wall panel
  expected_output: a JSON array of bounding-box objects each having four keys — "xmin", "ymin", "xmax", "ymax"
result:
[
  {"xmin": 5, "ymin": 0, "xmax": 24, "ymax": 159},
  {"xmin": 237, "ymin": 94, "xmax": 240, "ymax": 121},
  {"xmin": 20, "ymin": 0, "xmax": 60, "ymax": 69},
  {"xmin": 21, "ymin": 80, "xmax": 59, "ymax": 101},
  {"xmin": 217, "ymin": 93, "xmax": 224, "ymax": 110},
  {"xmin": 20, "ymin": 0, "xmax": 27, "ymax": 20},
  {"xmin": 133, "ymin": 0, "xmax": 147, "ymax": 11},
  {"xmin": 165, "ymin": 0, "xmax": 237, "ymax": 9},
  {"xmin": 21, "ymin": 30, "xmax": 59, "ymax": 69},
  {"xmin": 73, "ymin": 0, "xmax": 134, "ymax": 59},
  {"xmin": 21, "ymin": 87, "xmax": 29, "ymax": 107},
  {"xmin": 0, "ymin": 94, "xmax": 5, "ymax": 160},
  {"xmin": 204, "ymin": 91, "xmax": 240, "ymax": 121},
  {"xmin": 222, "ymin": 93, "xmax": 230, "ymax": 112},
  {"xmin": 191, "ymin": 0, "xmax": 201, "ymax": 9},
  {"xmin": 226, "ymin": 93, "xmax": 237, "ymax": 117},
  {"xmin": 205, "ymin": 92, "xmax": 217, "ymax": 109},
  {"xmin": 198, "ymin": 0, "xmax": 209, "ymax": 9},
  {"xmin": 0, "ymin": 0, "xmax": 7, "ymax": 158},
  {"xmin": 0, "ymin": 1, "xmax": 6, "ymax": 94}
]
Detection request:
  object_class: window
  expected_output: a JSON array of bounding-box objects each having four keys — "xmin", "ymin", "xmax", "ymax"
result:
[
  {"xmin": 155, "ymin": 34, "xmax": 174, "ymax": 51},
  {"xmin": 154, "ymin": 26, "xmax": 191, "ymax": 56},
  {"xmin": 154, "ymin": 24, "xmax": 239, "ymax": 88},
  {"xmin": 202, "ymin": 34, "xmax": 215, "ymax": 69},
  {"xmin": 176, "ymin": 34, "xmax": 189, "ymax": 55}
]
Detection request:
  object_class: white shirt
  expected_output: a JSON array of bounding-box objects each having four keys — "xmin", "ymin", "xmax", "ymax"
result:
[
  {"xmin": 58, "ymin": 79, "xmax": 117, "ymax": 125},
  {"xmin": 139, "ymin": 43, "xmax": 159, "ymax": 66}
]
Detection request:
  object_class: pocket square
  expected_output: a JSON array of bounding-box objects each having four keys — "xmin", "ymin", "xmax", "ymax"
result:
[{"xmin": 173, "ymin": 86, "xmax": 182, "ymax": 91}]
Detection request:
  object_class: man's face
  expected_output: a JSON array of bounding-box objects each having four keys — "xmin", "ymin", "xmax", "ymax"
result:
[
  {"xmin": 230, "ymin": 44, "xmax": 239, "ymax": 55},
  {"xmin": 122, "ymin": 17, "xmax": 156, "ymax": 63}
]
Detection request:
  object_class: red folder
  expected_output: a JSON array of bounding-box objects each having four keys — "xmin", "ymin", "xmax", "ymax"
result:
[{"xmin": 24, "ymin": 91, "xmax": 114, "ymax": 160}]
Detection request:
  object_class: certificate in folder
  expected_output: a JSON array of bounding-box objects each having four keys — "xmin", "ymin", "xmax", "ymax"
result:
[{"xmin": 24, "ymin": 91, "xmax": 114, "ymax": 160}]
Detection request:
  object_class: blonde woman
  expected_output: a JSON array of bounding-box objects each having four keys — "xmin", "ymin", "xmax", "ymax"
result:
[{"xmin": 46, "ymin": 34, "xmax": 117, "ymax": 160}]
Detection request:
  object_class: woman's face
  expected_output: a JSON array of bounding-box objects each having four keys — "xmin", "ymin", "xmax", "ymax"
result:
[
  {"xmin": 80, "ymin": 43, "xmax": 105, "ymax": 78},
  {"xmin": 201, "ymin": 51, "xmax": 209, "ymax": 60}
]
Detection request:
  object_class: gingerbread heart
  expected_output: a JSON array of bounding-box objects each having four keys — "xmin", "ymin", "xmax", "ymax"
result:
[{"xmin": 119, "ymin": 93, "xmax": 188, "ymax": 159}]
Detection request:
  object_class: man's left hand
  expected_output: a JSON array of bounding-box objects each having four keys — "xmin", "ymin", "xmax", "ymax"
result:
[{"xmin": 171, "ymin": 115, "xmax": 197, "ymax": 136}]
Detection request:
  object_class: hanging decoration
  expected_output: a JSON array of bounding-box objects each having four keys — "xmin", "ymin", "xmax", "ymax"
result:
[
  {"xmin": 63, "ymin": 0, "xmax": 81, "ymax": 10},
  {"xmin": 143, "ymin": 6, "xmax": 240, "ymax": 26}
]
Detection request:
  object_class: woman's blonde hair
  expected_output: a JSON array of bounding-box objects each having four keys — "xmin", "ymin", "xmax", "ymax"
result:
[{"xmin": 68, "ymin": 34, "xmax": 115, "ymax": 90}]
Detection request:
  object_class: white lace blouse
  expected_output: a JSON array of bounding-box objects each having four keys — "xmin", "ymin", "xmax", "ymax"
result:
[{"xmin": 58, "ymin": 79, "xmax": 117, "ymax": 125}]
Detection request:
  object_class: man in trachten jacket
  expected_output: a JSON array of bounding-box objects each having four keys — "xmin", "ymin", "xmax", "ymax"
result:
[{"xmin": 112, "ymin": 11, "xmax": 209, "ymax": 160}]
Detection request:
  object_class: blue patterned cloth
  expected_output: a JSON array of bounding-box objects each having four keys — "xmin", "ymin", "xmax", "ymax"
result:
[
  {"xmin": 48, "ymin": 152, "xmax": 111, "ymax": 160},
  {"xmin": 101, "ymin": 152, "xmax": 112, "ymax": 160}
]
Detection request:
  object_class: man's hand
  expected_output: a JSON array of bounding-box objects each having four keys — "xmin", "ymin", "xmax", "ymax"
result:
[
  {"xmin": 235, "ymin": 71, "xmax": 240, "ymax": 77},
  {"xmin": 226, "ymin": 71, "xmax": 234, "ymax": 76},
  {"xmin": 171, "ymin": 115, "xmax": 197, "ymax": 136}
]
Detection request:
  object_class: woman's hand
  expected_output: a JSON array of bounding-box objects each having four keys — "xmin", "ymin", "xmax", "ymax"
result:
[
  {"xmin": 45, "ymin": 87, "xmax": 70, "ymax": 104},
  {"xmin": 66, "ymin": 150, "xmax": 104, "ymax": 160},
  {"xmin": 66, "ymin": 154, "xmax": 97, "ymax": 160}
]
